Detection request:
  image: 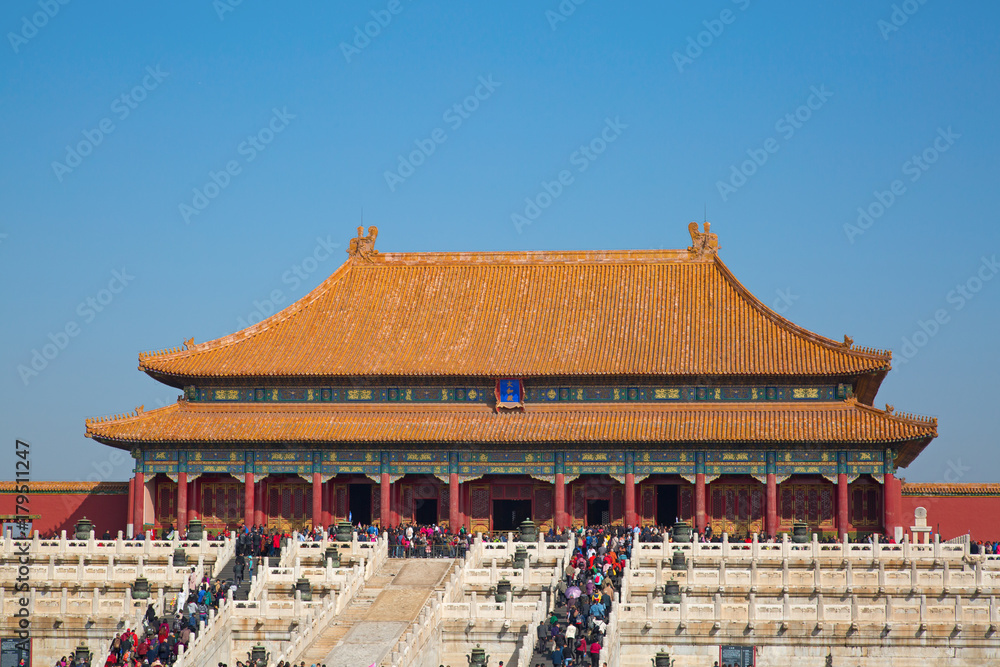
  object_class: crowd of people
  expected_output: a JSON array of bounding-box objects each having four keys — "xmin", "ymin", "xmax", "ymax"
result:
[
  {"xmin": 970, "ymin": 540, "xmax": 1000, "ymax": 554},
  {"xmin": 99, "ymin": 571, "xmax": 229, "ymax": 666},
  {"xmin": 534, "ymin": 525, "xmax": 630, "ymax": 666},
  {"xmin": 380, "ymin": 524, "xmax": 473, "ymax": 558}
]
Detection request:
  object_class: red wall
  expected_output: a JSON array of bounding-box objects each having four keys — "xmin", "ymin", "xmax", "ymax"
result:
[
  {"xmin": 901, "ymin": 494, "xmax": 1000, "ymax": 542},
  {"xmin": 0, "ymin": 484, "xmax": 128, "ymax": 537}
]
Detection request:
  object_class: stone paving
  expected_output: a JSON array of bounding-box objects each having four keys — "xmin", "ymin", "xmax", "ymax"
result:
[{"xmin": 307, "ymin": 559, "xmax": 454, "ymax": 667}]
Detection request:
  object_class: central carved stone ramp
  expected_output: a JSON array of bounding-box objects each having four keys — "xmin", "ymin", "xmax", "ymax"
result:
[{"xmin": 299, "ymin": 558, "xmax": 454, "ymax": 667}]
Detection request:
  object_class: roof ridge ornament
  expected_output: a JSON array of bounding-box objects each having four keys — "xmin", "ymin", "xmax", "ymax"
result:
[
  {"xmin": 347, "ymin": 225, "xmax": 379, "ymax": 262},
  {"xmin": 687, "ymin": 222, "xmax": 719, "ymax": 257},
  {"xmin": 842, "ymin": 335, "xmax": 854, "ymax": 347},
  {"xmin": 183, "ymin": 337, "xmax": 194, "ymax": 350}
]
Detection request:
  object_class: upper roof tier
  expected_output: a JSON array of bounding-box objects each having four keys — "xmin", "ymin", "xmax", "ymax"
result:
[{"xmin": 139, "ymin": 225, "xmax": 892, "ymax": 384}]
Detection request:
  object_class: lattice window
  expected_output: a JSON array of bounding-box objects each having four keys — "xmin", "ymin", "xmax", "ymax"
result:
[
  {"xmin": 402, "ymin": 487, "xmax": 414, "ymax": 524},
  {"xmin": 269, "ymin": 489, "xmax": 280, "ymax": 517},
  {"xmin": 372, "ymin": 485, "xmax": 381, "ymax": 524},
  {"xmin": 535, "ymin": 487, "xmax": 553, "ymax": 522},
  {"xmin": 865, "ymin": 487, "xmax": 880, "ymax": 524},
  {"xmin": 641, "ymin": 487, "xmax": 655, "ymax": 524},
  {"xmin": 781, "ymin": 487, "xmax": 794, "ymax": 520},
  {"xmin": 156, "ymin": 484, "xmax": 176, "ymax": 526},
  {"xmin": 572, "ymin": 487, "xmax": 585, "ymax": 526},
  {"xmin": 611, "ymin": 488, "xmax": 623, "ymax": 524},
  {"xmin": 679, "ymin": 486, "xmax": 693, "ymax": 521},
  {"xmin": 439, "ymin": 486, "xmax": 450, "ymax": 521}
]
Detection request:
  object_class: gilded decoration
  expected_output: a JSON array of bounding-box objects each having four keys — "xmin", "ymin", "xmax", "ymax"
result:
[
  {"xmin": 347, "ymin": 225, "xmax": 379, "ymax": 261},
  {"xmin": 687, "ymin": 221, "xmax": 719, "ymax": 256}
]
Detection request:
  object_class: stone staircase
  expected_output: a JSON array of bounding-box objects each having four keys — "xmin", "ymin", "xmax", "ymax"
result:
[
  {"xmin": 214, "ymin": 555, "xmax": 251, "ymax": 601},
  {"xmin": 296, "ymin": 558, "xmax": 453, "ymax": 667}
]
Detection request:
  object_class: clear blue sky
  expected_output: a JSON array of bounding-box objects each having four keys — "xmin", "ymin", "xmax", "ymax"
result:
[{"xmin": 1, "ymin": 2, "xmax": 998, "ymax": 484}]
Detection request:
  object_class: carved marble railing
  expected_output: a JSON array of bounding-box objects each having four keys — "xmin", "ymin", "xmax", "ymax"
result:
[
  {"xmin": 174, "ymin": 593, "xmax": 235, "ymax": 667},
  {"xmin": 0, "ymin": 556, "xmax": 202, "ymax": 588},
  {"xmin": 631, "ymin": 532, "xmax": 969, "ymax": 566},
  {"xmin": 271, "ymin": 553, "xmax": 382, "ymax": 665},
  {"xmin": 628, "ymin": 553, "xmax": 1000, "ymax": 598},
  {"xmin": 280, "ymin": 531, "xmax": 387, "ymax": 566},
  {"xmin": 1, "ymin": 530, "xmax": 235, "ymax": 563},
  {"xmin": 389, "ymin": 558, "xmax": 467, "ymax": 667},
  {"xmin": 470, "ymin": 533, "xmax": 574, "ymax": 567},
  {"xmin": 616, "ymin": 591, "xmax": 1000, "ymax": 636}
]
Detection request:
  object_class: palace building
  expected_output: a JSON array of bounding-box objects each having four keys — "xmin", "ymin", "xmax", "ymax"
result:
[{"xmin": 85, "ymin": 223, "xmax": 938, "ymax": 539}]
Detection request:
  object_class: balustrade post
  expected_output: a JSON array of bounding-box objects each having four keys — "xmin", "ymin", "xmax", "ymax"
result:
[
  {"xmin": 61, "ymin": 586, "xmax": 68, "ymax": 615},
  {"xmin": 60, "ymin": 530, "xmax": 67, "ymax": 553}
]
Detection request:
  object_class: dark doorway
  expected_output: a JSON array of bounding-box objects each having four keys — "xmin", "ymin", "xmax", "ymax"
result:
[
  {"xmin": 492, "ymin": 499, "xmax": 532, "ymax": 531},
  {"xmin": 349, "ymin": 484, "xmax": 372, "ymax": 525},
  {"xmin": 414, "ymin": 498, "xmax": 438, "ymax": 525},
  {"xmin": 587, "ymin": 499, "xmax": 610, "ymax": 525},
  {"xmin": 657, "ymin": 485, "xmax": 679, "ymax": 527}
]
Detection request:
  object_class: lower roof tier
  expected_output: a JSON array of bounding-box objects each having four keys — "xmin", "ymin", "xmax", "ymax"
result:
[{"xmin": 86, "ymin": 398, "xmax": 936, "ymax": 467}]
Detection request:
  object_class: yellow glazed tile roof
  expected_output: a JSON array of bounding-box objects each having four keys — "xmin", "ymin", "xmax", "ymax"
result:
[
  {"xmin": 86, "ymin": 399, "xmax": 935, "ymax": 460},
  {"xmin": 138, "ymin": 245, "xmax": 891, "ymax": 379}
]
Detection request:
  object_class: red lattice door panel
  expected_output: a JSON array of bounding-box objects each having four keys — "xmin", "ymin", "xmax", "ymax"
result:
[
  {"xmin": 534, "ymin": 486, "xmax": 553, "ymax": 532},
  {"xmin": 470, "ymin": 484, "xmax": 490, "ymax": 534}
]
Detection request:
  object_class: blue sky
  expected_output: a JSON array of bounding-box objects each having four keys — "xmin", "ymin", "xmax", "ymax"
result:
[{"xmin": 1, "ymin": 2, "xmax": 998, "ymax": 483}]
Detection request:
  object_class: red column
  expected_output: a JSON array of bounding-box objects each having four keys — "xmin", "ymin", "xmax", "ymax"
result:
[
  {"xmin": 188, "ymin": 478, "xmax": 198, "ymax": 523},
  {"xmin": 380, "ymin": 473, "xmax": 391, "ymax": 528},
  {"xmin": 254, "ymin": 478, "xmax": 265, "ymax": 526},
  {"xmin": 695, "ymin": 473, "xmax": 706, "ymax": 534},
  {"xmin": 624, "ymin": 473, "xmax": 636, "ymax": 527},
  {"xmin": 838, "ymin": 473, "xmax": 849, "ymax": 539},
  {"xmin": 765, "ymin": 473, "xmax": 778, "ymax": 537},
  {"xmin": 312, "ymin": 472, "xmax": 322, "ymax": 529},
  {"xmin": 884, "ymin": 473, "xmax": 900, "ymax": 538},
  {"xmin": 244, "ymin": 472, "xmax": 254, "ymax": 528},
  {"xmin": 127, "ymin": 477, "xmax": 135, "ymax": 533},
  {"xmin": 449, "ymin": 472, "xmax": 460, "ymax": 532},
  {"xmin": 322, "ymin": 481, "xmax": 332, "ymax": 528},
  {"xmin": 134, "ymin": 471, "xmax": 145, "ymax": 534},
  {"xmin": 554, "ymin": 473, "xmax": 566, "ymax": 529},
  {"xmin": 177, "ymin": 472, "xmax": 188, "ymax": 532}
]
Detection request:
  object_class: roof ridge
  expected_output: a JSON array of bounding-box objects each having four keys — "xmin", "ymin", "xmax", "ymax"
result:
[
  {"xmin": 848, "ymin": 398, "xmax": 938, "ymax": 429},
  {"xmin": 139, "ymin": 256, "xmax": 358, "ymax": 365},
  {"xmin": 85, "ymin": 402, "xmax": 177, "ymax": 434},
  {"xmin": 711, "ymin": 256, "xmax": 893, "ymax": 364}
]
